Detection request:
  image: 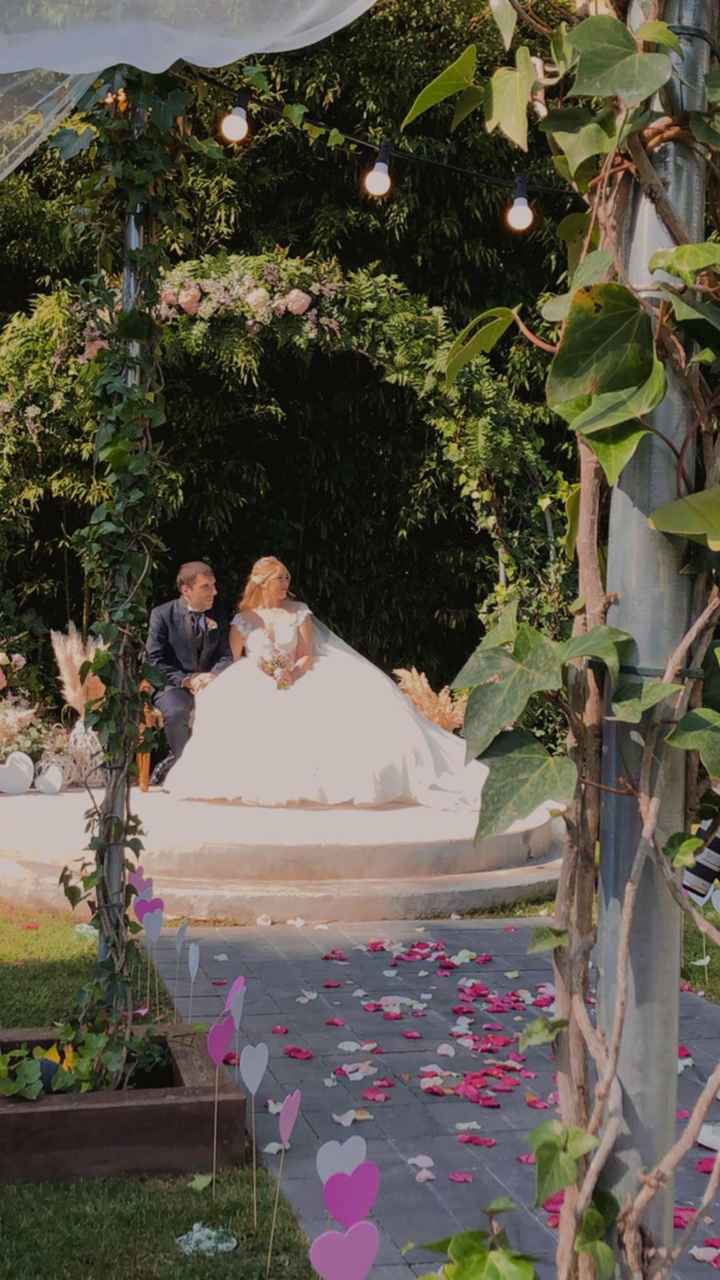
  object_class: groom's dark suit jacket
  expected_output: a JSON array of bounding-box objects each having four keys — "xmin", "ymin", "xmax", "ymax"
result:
[{"xmin": 145, "ymin": 598, "xmax": 233, "ymax": 692}]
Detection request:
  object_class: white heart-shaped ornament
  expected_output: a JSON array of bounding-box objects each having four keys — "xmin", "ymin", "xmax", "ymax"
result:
[
  {"xmin": 0, "ymin": 752, "xmax": 34, "ymax": 795},
  {"xmin": 316, "ymin": 1136, "xmax": 368, "ymax": 1184},
  {"xmin": 34, "ymin": 763, "xmax": 64, "ymax": 794},
  {"xmin": 240, "ymin": 1042, "xmax": 269, "ymax": 1095},
  {"xmin": 188, "ymin": 941, "xmax": 200, "ymax": 981},
  {"xmin": 143, "ymin": 909, "xmax": 164, "ymax": 946}
]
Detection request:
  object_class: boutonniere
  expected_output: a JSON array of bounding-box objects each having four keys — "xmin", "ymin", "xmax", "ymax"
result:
[{"xmin": 206, "ymin": 618, "xmax": 218, "ymax": 632}]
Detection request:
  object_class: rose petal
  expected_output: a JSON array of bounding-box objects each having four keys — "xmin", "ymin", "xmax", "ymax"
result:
[{"xmin": 448, "ymin": 1171, "xmax": 474, "ymax": 1183}]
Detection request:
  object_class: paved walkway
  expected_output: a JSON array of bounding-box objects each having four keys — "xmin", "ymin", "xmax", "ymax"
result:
[{"xmin": 154, "ymin": 918, "xmax": 720, "ymax": 1278}]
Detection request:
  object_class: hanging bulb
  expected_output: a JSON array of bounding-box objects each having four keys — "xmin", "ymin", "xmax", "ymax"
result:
[
  {"xmin": 506, "ymin": 177, "xmax": 535, "ymax": 232},
  {"xmin": 220, "ymin": 98, "xmax": 250, "ymax": 144},
  {"xmin": 364, "ymin": 141, "xmax": 392, "ymax": 197}
]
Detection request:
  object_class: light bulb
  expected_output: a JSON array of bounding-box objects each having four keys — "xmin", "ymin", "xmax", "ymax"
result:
[
  {"xmin": 220, "ymin": 106, "xmax": 249, "ymax": 143},
  {"xmin": 364, "ymin": 141, "xmax": 393, "ymax": 198},
  {"xmin": 506, "ymin": 195, "xmax": 534, "ymax": 232},
  {"xmin": 364, "ymin": 160, "xmax": 391, "ymax": 197}
]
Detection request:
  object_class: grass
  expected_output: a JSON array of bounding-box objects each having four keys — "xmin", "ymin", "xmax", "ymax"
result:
[
  {"xmin": 681, "ymin": 905, "xmax": 720, "ymax": 1002},
  {"xmin": 0, "ymin": 903, "xmax": 313, "ymax": 1280}
]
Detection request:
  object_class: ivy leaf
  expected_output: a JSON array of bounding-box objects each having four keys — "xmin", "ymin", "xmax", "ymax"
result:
[
  {"xmin": 565, "ymin": 1127, "xmax": 599, "ymax": 1160},
  {"xmin": 649, "ymin": 485, "xmax": 720, "ymax": 550},
  {"xmin": 541, "ymin": 249, "xmax": 613, "ymax": 323},
  {"xmin": 581, "ymin": 422, "xmax": 648, "ymax": 486},
  {"xmin": 452, "ymin": 85, "xmax": 486, "ymax": 132},
  {"xmin": 634, "ymin": 20, "xmax": 682, "ymax": 50},
  {"xmin": 483, "ymin": 1198, "xmax": 518, "ymax": 1215},
  {"xmin": 189, "ymin": 1173, "xmax": 213, "ymax": 1192},
  {"xmin": 569, "ymin": 16, "xmax": 672, "ymax": 103},
  {"xmin": 663, "ymin": 832, "xmax": 705, "ymax": 869},
  {"xmin": 518, "ymin": 1017, "xmax": 568, "ymax": 1052},
  {"xmin": 479, "ymin": 600, "xmax": 519, "ymax": 653},
  {"xmin": 651, "ymin": 241, "xmax": 720, "ymax": 286},
  {"xmin": 547, "ymin": 284, "xmax": 655, "ymax": 411},
  {"xmin": 448, "ymin": 1231, "xmax": 492, "ymax": 1262},
  {"xmin": 571, "ymin": 358, "xmax": 665, "ymax": 435},
  {"xmin": 534, "ymin": 1143, "xmax": 578, "ymax": 1205},
  {"xmin": 283, "ymin": 103, "xmax": 308, "ymax": 128},
  {"xmin": 553, "ymin": 112, "xmax": 617, "ymax": 178},
  {"xmin": 610, "ymin": 678, "xmax": 681, "ymax": 723},
  {"xmin": 559, "ymin": 623, "xmax": 632, "ymax": 685},
  {"xmin": 445, "ymin": 306, "xmax": 516, "ymax": 386},
  {"xmin": 689, "ymin": 114, "xmax": 720, "ymax": 148},
  {"xmin": 549, "ymin": 23, "xmax": 576, "ymax": 77},
  {"xmin": 474, "ymin": 730, "xmax": 577, "ymax": 841},
  {"xmin": 50, "ymin": 126, "xmax": 96, "ymax": 160},
  {"xmin": 577, "ymin": 1241, "xmax": 615, "ymax": 1280},
  {"xmin": 557, "ymin": 211, "xmax": 599, "ymax": 278},
  {"xmin": 489, "ymin": 0, "xmax": 517, "ymax": 51},
  {"xmin": 486, "ymin": 46, "xmax": 537, "ymax": 150},
  {"xmin": 665, "ymin": 291, "xmax": 720, "ymax": 349},
  {"xmin": 461, "ymin": 625, "xmax": 564, "ymax": 758},
  {"xmin": 402, "ymin": 45, "xmax": 477, "ymax": 129},
  {"xmin": 327, "ymin": 128, "xmax": 345, "ymax": 148},
  {"xmin": 667, "ymin": 707, "xmax": 720, "ymax": 777},
  {"xmin": 528, "ymin": 926, "xmax": 569, "ymax": 953},
  {"xmin": 485, "ymin": 1251, "xmax": 537, "ymax": 1280}
]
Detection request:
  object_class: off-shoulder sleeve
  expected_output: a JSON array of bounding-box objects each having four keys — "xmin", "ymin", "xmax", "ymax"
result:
[{"xmin": 231, "ymin": 611, "xmax": 253, "ymax": 635}]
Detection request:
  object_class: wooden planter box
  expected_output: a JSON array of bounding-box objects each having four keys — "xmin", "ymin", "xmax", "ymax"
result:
[{"xmin": 0, "ymin": 1025, "xmax": 246, "ymax": 1184}]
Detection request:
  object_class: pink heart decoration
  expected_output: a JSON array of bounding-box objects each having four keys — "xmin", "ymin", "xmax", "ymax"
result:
[
  {"xmin": 134, "ymin": 895, "xmax": 164, "ymax": 922},
  {"xmin": 278, "ymin": 1088, "xmax": 302, "ymax": 1147},
  {"xmin": 323, "ymin": 1161, "xmax": 380, "ymax": 1229},
  {"xmin": 309, "ymin": 1221, "xmax": 379, "ymax": 1280},
  {"xmin": 207, "ymin": 1014, "xmax": 235, "ymax": 1067},
  {"xmin": 223, "ymin": 974, "xmax": 246, "ymax": 1012}
]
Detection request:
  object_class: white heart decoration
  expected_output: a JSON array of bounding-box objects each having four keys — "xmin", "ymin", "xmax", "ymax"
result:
[
  {"xmin": 188, "ymin": 941, "xmax": 200, "ymax": 981},
  {"xmin": 34, "ymin": 763, "xmax": 64, "ymax": 794},
  {"xmin": 0, "ymin": 752, "xmax": 33, "ymax": 795},
  {"xmin": 240, "ymin": 1042, "xmax": 269, "ymax": 1096},
  {"xmin": 316, "ymin": 1136, "xmax": 368, "ymax": 1184},
  {"xmin": 143, "ymin": 908, "xmax": 164, "ymax": 946}
]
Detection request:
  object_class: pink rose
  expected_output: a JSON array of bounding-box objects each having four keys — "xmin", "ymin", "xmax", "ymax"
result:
[
  {"xmin": 245, "ymin": 286, "xmax": 271, "ymax": 318},
  {"xmin": 160, "ymin": 286, "xmax": 179, "ymax": 306},
  {"xmin": 285, "ymin": 288, "xmax": 311, "ymax": 316},
  {"xmin": 10, "ymin": 654, "xmax": 26, "ymax": 670},
  {"xmin": 178, "ymin": 283, "xmax": 202, "ymax": 315}
]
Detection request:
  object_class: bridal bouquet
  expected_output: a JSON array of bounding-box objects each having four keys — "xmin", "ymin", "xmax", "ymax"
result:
[{"xmin": 259, "ymin": 648, "xmax": 294, "ymax": 689}]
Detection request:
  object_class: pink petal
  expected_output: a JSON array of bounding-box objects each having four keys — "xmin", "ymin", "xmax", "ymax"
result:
[
  {"xmin": 676, "ymin": 1109, "xmax": 690, "ymax": 1120},
  {"xmin": 325, "ymin": 1018, "xmax": 346, "ymax": 1027},
  {"xmin": 324, "ymin": 981, "xmax": 342, "ymax": 989},
  {"xmin": 517, "ymin": 1153, "xmax": 536, "ymax": 1165},
  {"xmin": 284, "ymin": 1045, "xmax": 314, "ymax": 1060},
  {"xmin": 402, "ymin": 1031, "xmax": 422, "ymax": 1040},
  {"xmin": 322, "ymin": 949, "xmax": 349, "ymax": 962},
  {"xmin": 678, "ymin": 1044, "xmax": 692, "ymax": 1059},
  {"xmin": 362, "ymin": 1088, "xmax": 391, "ymax": 1102},
  {"xmin": 697, "ymin": 1158, "xmax": 717, "ymax": 1175},
  {"xmin": 448, "ymin": 1171, "xmax": 474, "ymax": 1183},
  {"xmin": 458, "ymin": 1134, "xmax": 496, "ymax": 1148},
  {"xmin": 383, "ymin": 1011, "xmax": 403, "ymax": 1021},
  {"xmin": 272, "ymin": 1025, "xmax": 289, "ymax": 1035},
  {"xmin": 212, "ymin": 979, "xmax": 228, "ymax": 987}
]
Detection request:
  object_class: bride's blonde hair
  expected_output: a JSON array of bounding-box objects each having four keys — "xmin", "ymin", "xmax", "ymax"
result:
[{"xmin": 238, "ymin": 556, "xmax": 292, "ymax": 611}]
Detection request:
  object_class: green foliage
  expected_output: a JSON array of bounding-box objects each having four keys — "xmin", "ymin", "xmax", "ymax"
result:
[
  {"xmin": 610, "ymin": 677, "xmax": 681, "ymax": 723},
  {"xmin": 402, "ymin": 44, "xmax": 478, "ymax": 129},
  {"xmin": 518, "ymin": 1016, "xmax": 568, "ymax": 1052},
  {"xmin": 403, "ymin": 1203, "xmax": 538, "ymax": 1279},
  {"xmin": 528, "ymin": 1120, "xmax": 598, "ymax": 1206},
  {"xmin": 663, "ymin": 832, "xmax": 705, "ymax": 870},
  {"xmin": 568, "ymin": 16, "xmax": 672, "ymax": 103},
  {"xmin": 546, "ymin": 284, "xmax": 655, "ymax": 414},
  {"xmin": 649, "ymin": 486, "xmax": 720, "ymax": 551},
  {"xmin": 667, "ymin": 707, "xmax": 720, "ymax": 778},
  {"xmin": 528, "ymin": 925, "xmax": 569, "ymax": 953},
  {"xmin": 474, "ymin": 730, "xmax": 577, "ymax": 840}
]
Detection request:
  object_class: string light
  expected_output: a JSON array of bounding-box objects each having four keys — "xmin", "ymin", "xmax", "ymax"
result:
[
  {"xmin": 363, "ymin": 141, "xmax": 392, "ymax": 197},
  {"xmin": 220, "ymin": 93, "xmax": 251, "ymax": 143},
  {"xmin": 506, "ymin": 177, "xmax": 535, "ymax": 233}
]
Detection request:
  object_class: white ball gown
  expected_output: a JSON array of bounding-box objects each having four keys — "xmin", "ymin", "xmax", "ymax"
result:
[{"xmin": 167, "ymin": 602, "xmax": 487, "ymax": 809}]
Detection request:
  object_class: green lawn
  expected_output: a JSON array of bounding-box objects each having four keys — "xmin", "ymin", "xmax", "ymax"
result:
[{"xmin": 0, "ymin": 903, "xmax": 314, "ymax": 1280}]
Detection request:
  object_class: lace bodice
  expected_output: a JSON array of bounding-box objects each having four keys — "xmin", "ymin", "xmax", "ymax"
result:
[{"xmin": 231, "ymin": 602, "xmax": 311, "ymax": 664}]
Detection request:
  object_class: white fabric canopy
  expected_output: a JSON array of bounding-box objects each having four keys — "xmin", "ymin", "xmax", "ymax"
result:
[
  {"xmin": 0, "ymin": 2, "xmax": 376, "ymax": 74},
  {"xmin": 0, "ymin": 1, "xmax": 375, "ymax": 182}
]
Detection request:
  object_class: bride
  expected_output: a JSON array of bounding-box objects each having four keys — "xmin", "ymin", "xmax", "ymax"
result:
[{"xmin": 167, "ymin": 556, "xmax": 487, "ymax": 809}]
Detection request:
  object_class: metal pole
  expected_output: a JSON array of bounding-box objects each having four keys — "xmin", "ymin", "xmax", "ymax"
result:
[{"xmin": 597, "ymin": 0, "xmax": 712, "ymax": 1249}]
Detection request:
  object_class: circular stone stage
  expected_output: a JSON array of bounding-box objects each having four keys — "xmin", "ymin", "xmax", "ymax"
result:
[{"xmin": 0, "ymin": 790, "xmax": 564, "ymax": 922}]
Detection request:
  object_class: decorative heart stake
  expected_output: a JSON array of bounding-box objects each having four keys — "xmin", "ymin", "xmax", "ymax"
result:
[
  {"xmin": 173, "ymin": 920, "xmax": 188, "ymax": 997},
  {"xmin": 240, "ymin": 1041, "xmax": 269, "ymax": 1231},
  {"xmin": 207, "ymin": 1014, "xmax": 235, "ymax": 1201},
  {"xmin": 279, "ymin": 1088, "xmax": 302, "ymax": 1148},
  {"xmin": 34, "ymin": 763, "xmax": 63, "ymax": 795},
  {"xmin": 316, "ymin": 1137, "xmax": 367, "ymax": 1184},
  {"xmin": 187, "ymin": 941, "xmax": 200, "ymax": 1023},
  {"xmin": 309, "ymin": 1221, "xmax": 380, "ymax": 1280},
  {"xmin": 323, "ymin": 1161, "xmax": 380, "ymax": 1229},
  {"xmin": 240, "ymin": 1042, "xmax": 269, "ymax": 1096},
  {"xmin": 135, "ymin": 894, "xmax": 164, "ymax": 921},
  {"xmin": 225, "ymin": 976, "xmax": 247, "ymax": 1088},
  {"xmin": 267, "ymin": 1089, "xmax": 302, "ymax": 1276},
  {"xmin": 207, "ymin": 1014, "xmax": 235, "ymax": 1067}
]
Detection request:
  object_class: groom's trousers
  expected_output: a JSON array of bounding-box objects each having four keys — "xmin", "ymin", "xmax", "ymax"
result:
[{"xmin": 155, "ymin": 686, "xmax": 194, "ymax": 762}]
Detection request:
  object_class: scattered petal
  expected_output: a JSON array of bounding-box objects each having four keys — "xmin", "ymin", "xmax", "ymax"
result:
[
  {"xmin": 272, "ymin": 1025, "xmax": 289, "ymax": 1035},
  {"xmin": 362, "ymin": 1088, "xmax": 391, "ymax": 1102},
  {"xmin": 448, "ymin": 1171, "xmax": 474, "ymax": 1182},
  {"xmin": 402, "ymin": 1031, "xmax": 422, "ymax": 1040},
  {"xmin": 283, "ymin": 1046, "xmax": 314, "ymax": 1060},
  {"xmin": 325, "ymin": 1018, "xmax": 346, "ymax": 1027},
  {"xmin": 213, "ymin": 954, "xmax": 229, "ymax": 961},
  {"xmin": 436, "ymin": 1044, "xmax": 456, "ymax": 1057},
  {"xmin": 407, "ymin": 1155, "xmax": 434, "ymax": 1169},
  {"xmin": 332, "ymin": 1110, "xmax": 357, "ymax": 1127},
  {"xmin": 415, "ymin": 1168, "xmax": 436, "ymax": 1183},
  {"xmin": 458, "ymin": 1135, "xmax": 496, "ymax": 1148},
  {"xmin": 263, "ymin": 1142, "xmax": 284, "ymax": 1154}
]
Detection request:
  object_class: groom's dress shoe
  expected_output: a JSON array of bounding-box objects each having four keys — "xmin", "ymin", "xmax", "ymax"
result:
[{"xmin": 150, "ymin": 756, "xmax": 176, "ymax": 787}]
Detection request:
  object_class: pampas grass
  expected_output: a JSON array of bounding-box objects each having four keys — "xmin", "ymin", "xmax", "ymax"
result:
[
  {"xmin": 393, "ymin": 666, "xmax": 467, "ymax": 732},
  {"xmin": 50, "ymin": 622, "xmax": 106, "ymax": 716}
]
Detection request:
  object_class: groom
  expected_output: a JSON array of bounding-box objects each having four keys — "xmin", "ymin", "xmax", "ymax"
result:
[{"xmin": 145, "ymin": 560, "xmax": 233, "ymax": 785}]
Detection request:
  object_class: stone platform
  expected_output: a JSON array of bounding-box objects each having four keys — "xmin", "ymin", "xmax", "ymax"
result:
[{"xmin": 0, "ymin": 790, "xmax": 564, "ymax": 922}]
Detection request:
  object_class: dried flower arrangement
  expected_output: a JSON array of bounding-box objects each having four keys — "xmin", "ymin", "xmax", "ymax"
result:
[{"xmin": 393, "ymin": 666, "xmax": 467, "ymax": 733}]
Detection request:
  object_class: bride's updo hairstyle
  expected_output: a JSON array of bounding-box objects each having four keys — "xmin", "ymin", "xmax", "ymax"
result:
[{"xmin": 238, "ymin": 556, "xmax": 292, "ymax": 611}]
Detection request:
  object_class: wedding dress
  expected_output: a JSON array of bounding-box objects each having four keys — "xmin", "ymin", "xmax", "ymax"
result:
[{"xmin": 167, "ymin": 602, "xmax": 487, "ymax": 809}]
